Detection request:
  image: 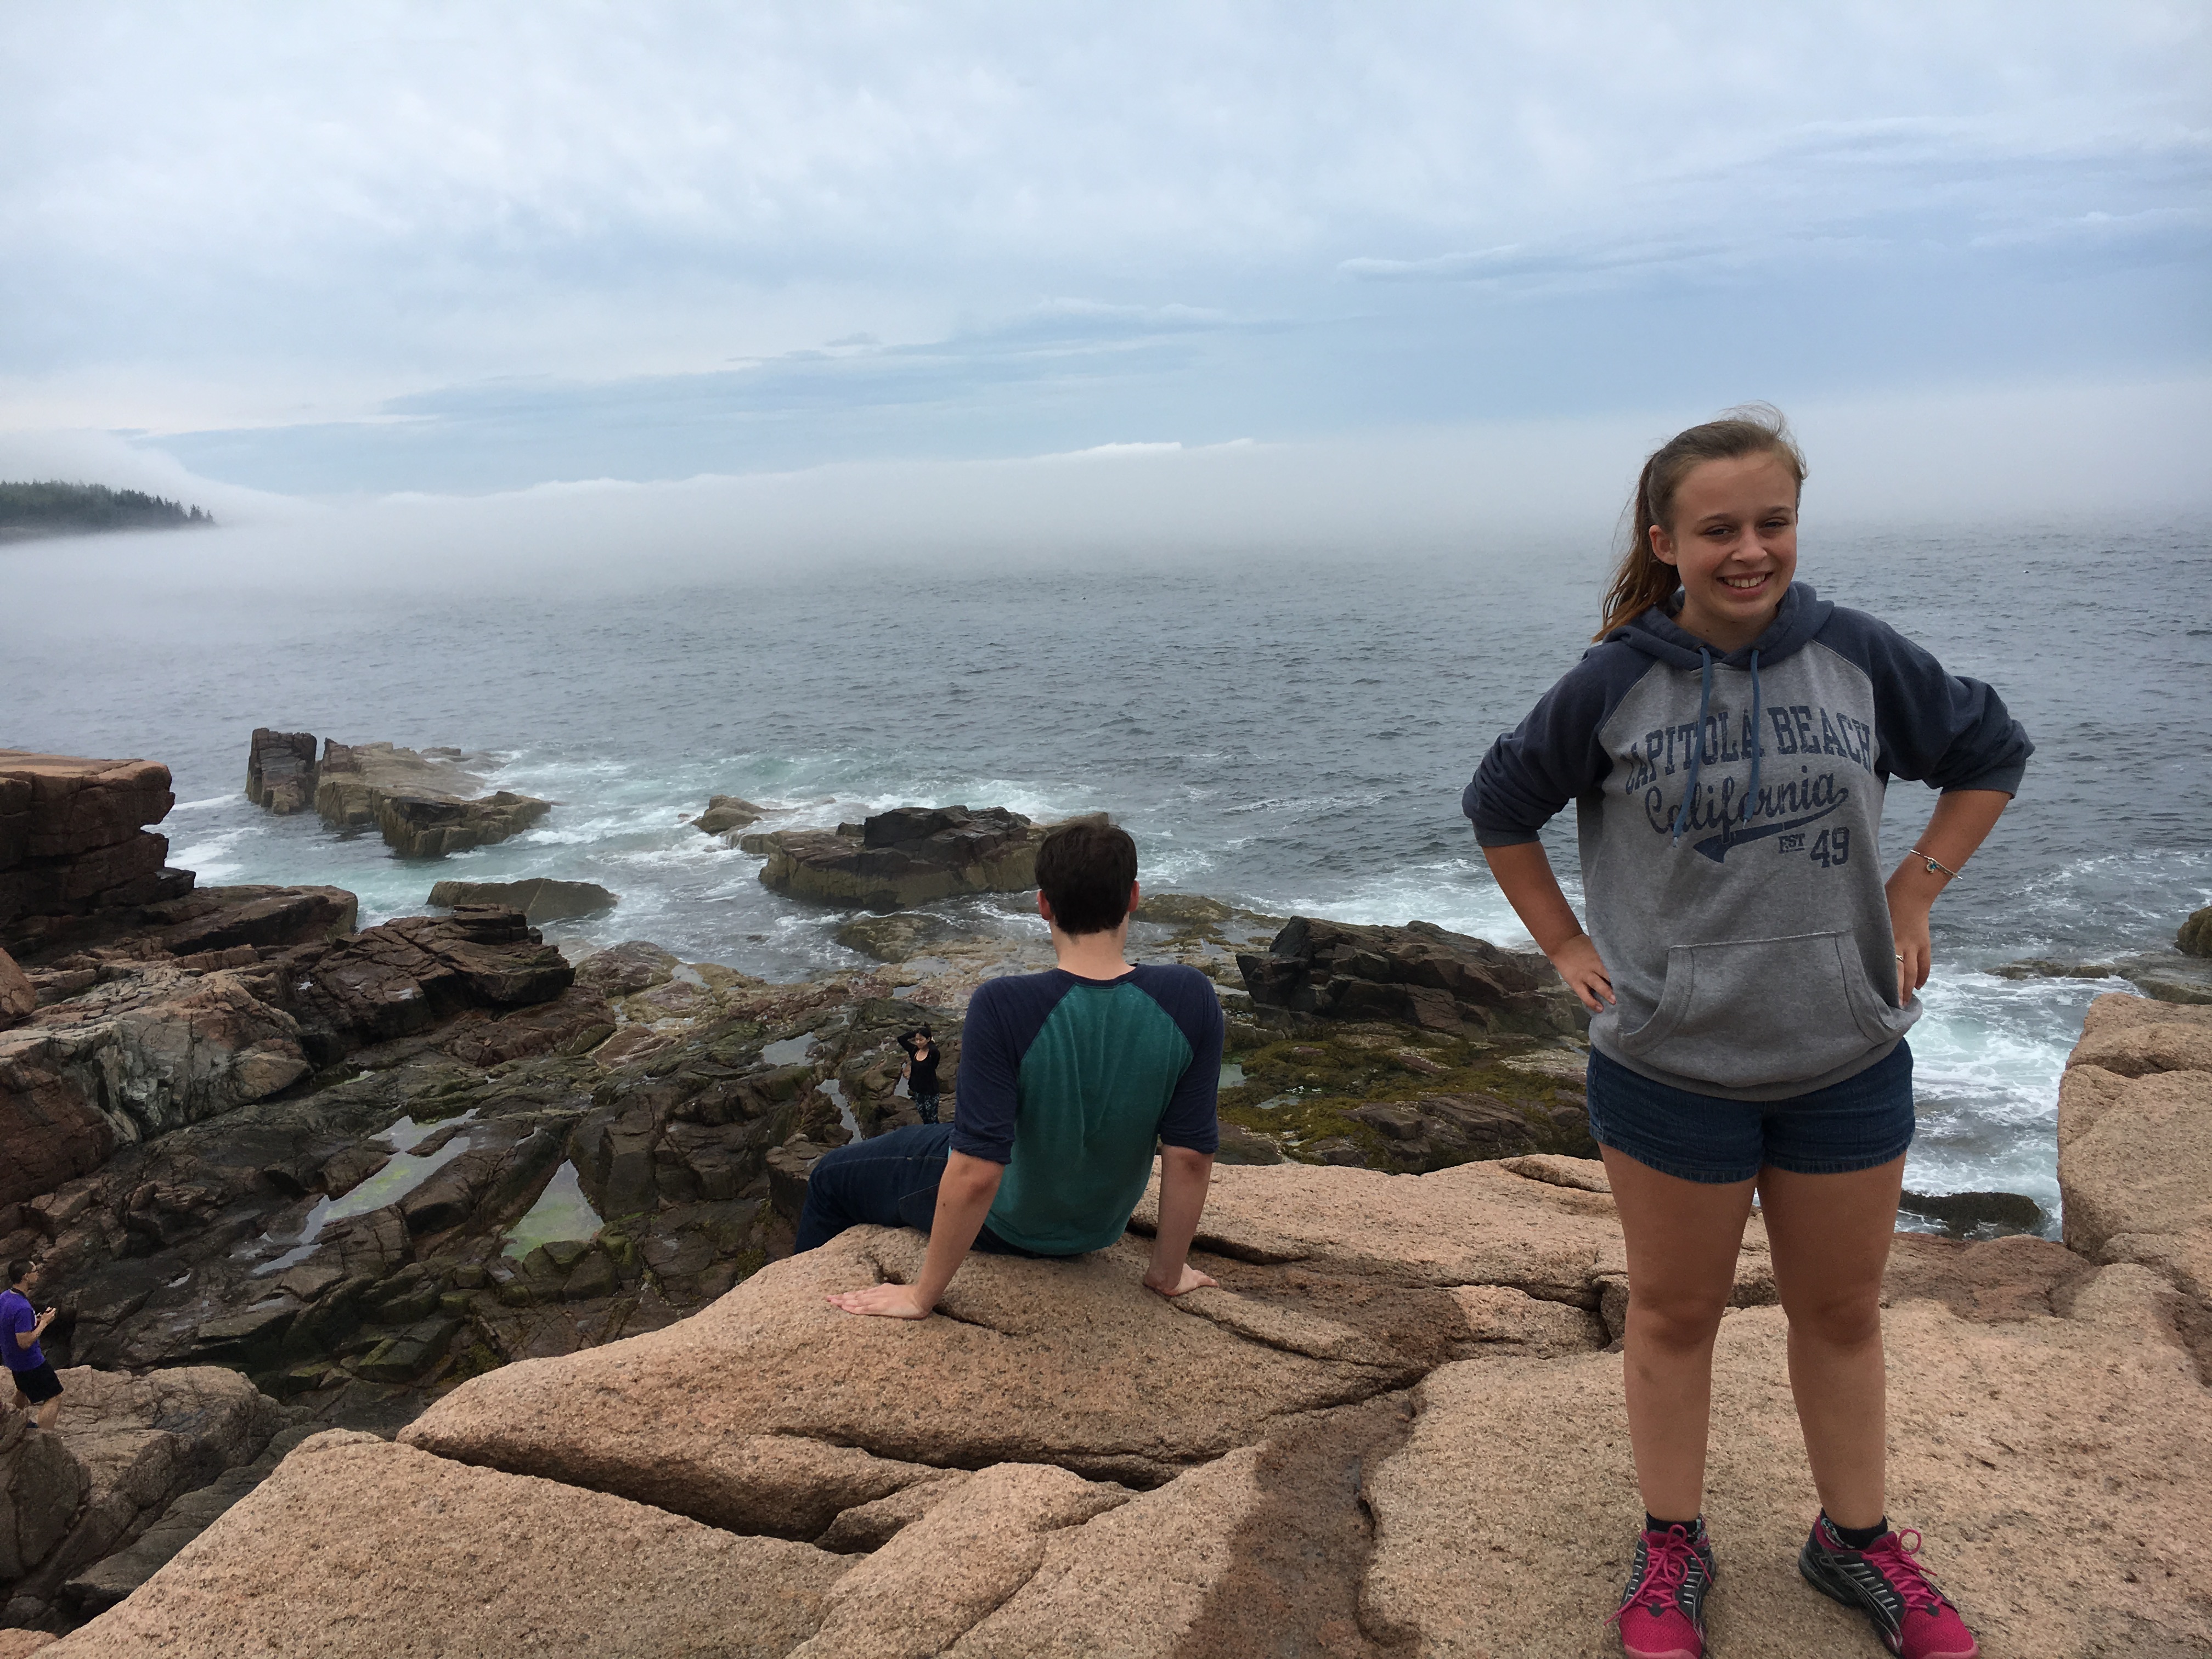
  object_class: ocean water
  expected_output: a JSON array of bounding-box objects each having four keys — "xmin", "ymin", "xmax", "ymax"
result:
[{"xmin": 5, "ymin": 515, "xmax": 2209, "ymax": 1218}]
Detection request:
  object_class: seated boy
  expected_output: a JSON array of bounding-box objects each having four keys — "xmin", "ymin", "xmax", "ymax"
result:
[{"xmin": 801, "ymin": 818, "xmax": 1223, "ymax": 1318}]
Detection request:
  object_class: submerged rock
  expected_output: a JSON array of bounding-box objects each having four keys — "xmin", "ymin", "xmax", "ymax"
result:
[
  {"xmin": 758, "ymin": 805, "xmax": 1054, "ymax": 910},
  {"xmin": 690, "ymin": 795, "xmax": 764, "ymax": 837},
  {"xmin": 427, "ymin": 877, "xmax": 617, "ymax": 924},
  {"xmin": 1898, "ymin": 1188, "xmax": 2047, "ymax": 1238},
  {"xmin": 1993, "ymin": 946, "xmax": 2212, "ymax": 1005},
  {"xmin": 1239, "ymin": 916, "xmax": 1585, "ymax": 1037},
  {"xmin": 834, "ymin": 911, "xmax": 963, "ymax": 962},
  {"xmin": 2115, "ymin": 951, "xmax": 2212, "ymax": 1006}
]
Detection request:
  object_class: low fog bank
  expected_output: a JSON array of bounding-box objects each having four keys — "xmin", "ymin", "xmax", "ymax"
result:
[{"xmin": 3, "ymin": 377, "xmax": 2205, "ymax": 606}]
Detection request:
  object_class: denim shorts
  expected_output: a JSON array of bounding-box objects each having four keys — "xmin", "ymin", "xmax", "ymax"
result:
[{"xmin": 1585, "ymin": 1040, "xmax": 1915, "ymax": 1184}]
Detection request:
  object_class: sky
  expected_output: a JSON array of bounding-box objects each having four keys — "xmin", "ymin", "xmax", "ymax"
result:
[{"xmin": 2, "ymin": 2, "xmax": 2207, "ymax": 519}]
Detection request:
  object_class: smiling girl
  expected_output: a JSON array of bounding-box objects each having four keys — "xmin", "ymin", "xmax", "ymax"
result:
[{"xmin": 1464, "ymin": 409, "xmax": 2029, "ymax": 1659}]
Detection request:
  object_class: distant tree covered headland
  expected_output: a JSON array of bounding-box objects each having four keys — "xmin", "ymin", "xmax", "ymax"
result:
[{"xmin": 0, "ymin": 479, "xmax": 217, "ymax": 540}]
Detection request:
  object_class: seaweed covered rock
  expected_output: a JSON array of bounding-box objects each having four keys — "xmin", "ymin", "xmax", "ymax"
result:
[
  {"xmin": 758, "ymin": 806, "xmax": 1052, "ymax": 910},
  {"xmin": 834, "ymin": 911, "xmax": 963, "ymax": 962},
  {"xmin": 1238, "ymin": 916, "xmax": 1584, "ymax": 1036},
  {"xmin": 1350, "ymin": 1091, "xmax": 1594, "ymax": 1170}
]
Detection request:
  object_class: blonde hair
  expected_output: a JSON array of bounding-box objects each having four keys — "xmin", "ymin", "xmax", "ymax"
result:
[{"xmin": 1595, "ymin": 405, "xmax": 1807, "ymax": 641}]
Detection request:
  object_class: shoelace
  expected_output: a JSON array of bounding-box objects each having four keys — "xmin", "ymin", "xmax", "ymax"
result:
[
  {"xmin": 1609, "ymin": 1527, "xmax": 1699, "ymax": 1623},
  {"xmin": 1857, "ymin": 1528, "xmax": 1949, "ymax": 1617}
]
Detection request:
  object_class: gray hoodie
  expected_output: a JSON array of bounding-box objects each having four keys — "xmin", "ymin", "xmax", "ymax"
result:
[{"xmin": 1464, "ymin": 585, "xmax": 2031, "ymax": 1101}]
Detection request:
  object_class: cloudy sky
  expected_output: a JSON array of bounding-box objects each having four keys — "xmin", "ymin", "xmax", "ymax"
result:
[{"xmin": 3, "ymin": 2, "xmax": 2205, "ymax": 507}]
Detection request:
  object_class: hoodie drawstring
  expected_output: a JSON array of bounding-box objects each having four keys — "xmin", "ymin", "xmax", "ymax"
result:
[
  {"xmin": 1672, "ymin": 648, "xmax": 1715, "ymax": 847},
  {"xmin": 1672, "ymin": 647, "xmax": 1764, "ymax": 849},
  {"xmin": 1741, "ymin": 649, "xmax": 1764, "ymax": 827}
]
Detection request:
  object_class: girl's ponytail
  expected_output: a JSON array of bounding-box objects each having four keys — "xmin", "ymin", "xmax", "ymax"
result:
[{"xmin": 1593, "ymin": 405, "xmax": 1806, "ymax": 642}]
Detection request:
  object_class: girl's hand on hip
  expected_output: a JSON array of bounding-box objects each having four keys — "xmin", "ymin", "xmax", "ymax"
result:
[
  {"xmin": 1888, "ymin": 891, "xmax": 1933, "ymax": 1000},
  {"xmin": 1547, "ymin": 934, "xmax": 1616, "ymax": 1012}
]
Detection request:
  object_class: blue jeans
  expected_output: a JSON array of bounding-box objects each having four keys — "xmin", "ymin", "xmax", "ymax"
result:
[{"xmin": 794, "ymin": 1123, "xmax": 1043, "ymax": 1255}]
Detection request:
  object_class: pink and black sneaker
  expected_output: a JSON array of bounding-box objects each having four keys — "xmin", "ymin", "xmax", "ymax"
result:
[
  {"xmin": 1798, "ymin": 1515, "xmax": 1979, "ymax": 1658},
  {"xmin": 1610, "ymin": 1519, "xmax": 1716, "ymax": 1659}
]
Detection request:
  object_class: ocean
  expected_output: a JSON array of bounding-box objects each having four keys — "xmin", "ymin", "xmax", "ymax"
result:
[{"xmin": 6, "ymin": 514, "xmax": 2208, "ymax": 1221}]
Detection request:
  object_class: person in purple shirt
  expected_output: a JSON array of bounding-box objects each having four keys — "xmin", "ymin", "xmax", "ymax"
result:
[{"xmin": 4, "ymin": 1260, "xmax": 63, "ymax": 1430}]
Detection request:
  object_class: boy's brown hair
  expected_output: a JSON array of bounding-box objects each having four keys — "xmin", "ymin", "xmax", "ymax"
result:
[{"xmin": 1035, "ymin": 817, "xmax": 1138, "ymax": 936}]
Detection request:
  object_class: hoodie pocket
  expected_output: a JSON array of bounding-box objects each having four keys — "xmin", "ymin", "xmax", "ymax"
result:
[{"xmin": 1613, "ymin": 930, "xmax": 1912, "ymax": 1091}]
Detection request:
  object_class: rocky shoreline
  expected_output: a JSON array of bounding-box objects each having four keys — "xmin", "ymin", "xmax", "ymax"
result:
[{"xmin": 3, "ymin": 748, "xmax": 2208, "ymax": 1655}]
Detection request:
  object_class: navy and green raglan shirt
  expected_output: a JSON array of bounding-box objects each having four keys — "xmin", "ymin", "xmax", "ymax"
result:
[
  {"xmin": 1463, "ymin": 584, "xmax": 2031, "ymax": 1101},
  {"xmin": 950, "ymin": 964, "xmax": 1223, "ymax": 1255}
]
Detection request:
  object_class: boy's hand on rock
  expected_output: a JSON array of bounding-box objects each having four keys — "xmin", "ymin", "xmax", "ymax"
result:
[
  {"xmin": 826, "ymin": 1283, "xmax": 934, "ymax": 1320},
  {"xmin": 1143, "ymin": 1263, "xmax": 1218, "ymax": 1299}
]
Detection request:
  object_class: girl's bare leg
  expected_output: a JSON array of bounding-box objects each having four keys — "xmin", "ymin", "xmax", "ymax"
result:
[
  {"xmin": 1600, "ymin": 1147, "xmax": 1758, "ymax": 1522},
  {"xmin": 1757, "ymin": 1156, "xmax": 1904, "ymax": 1531}
]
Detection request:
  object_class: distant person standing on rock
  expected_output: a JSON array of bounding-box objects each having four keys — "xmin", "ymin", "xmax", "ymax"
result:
[
  {"xmin": 803, "ymin": 818, "xmax": 1224, "ymax": 1316},
  {"xmin": 3, "ymin": 1261, "xmax": 64, "ymax": 1431},
  {"xmin": 1464, "ymin": 409, "xmax": 2027, "ymax": 1659},
  {"xmin": 899, "ymin": 1025, "xmax": 943, "ymax": 1125}
]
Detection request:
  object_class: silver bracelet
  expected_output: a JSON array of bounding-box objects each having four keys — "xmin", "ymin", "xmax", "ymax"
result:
[{"xmin": 1908, "ymin": 848, "xmax": 1960, "ymax": 881}]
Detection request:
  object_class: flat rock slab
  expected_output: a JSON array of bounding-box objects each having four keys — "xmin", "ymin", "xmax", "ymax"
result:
[
  {"xmin": 46, "ymin": 1431, "xmax": 849, "ymax": 1658},
  {"xmin": 1362, "ymin": 1269, "xmax": 2212, "ymax": 1657},
  {"xmin": 427, "ymin": 877, "xmax": 617, "ymax": 924},
  {"xmin": 1139, "ymin": 1158, "xmax": 1631, "ymax": 1304},
  {"xmin": 402, "ymin": 1226, "xmax": 1415, "ymax": 1530},
  {"xmin": 758, "ymin": 805, "xmax": 1048, "ymax": 909},
  {"xmin": 310, "ymin": 741, "xmax": 550, "ymax": 859}
]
